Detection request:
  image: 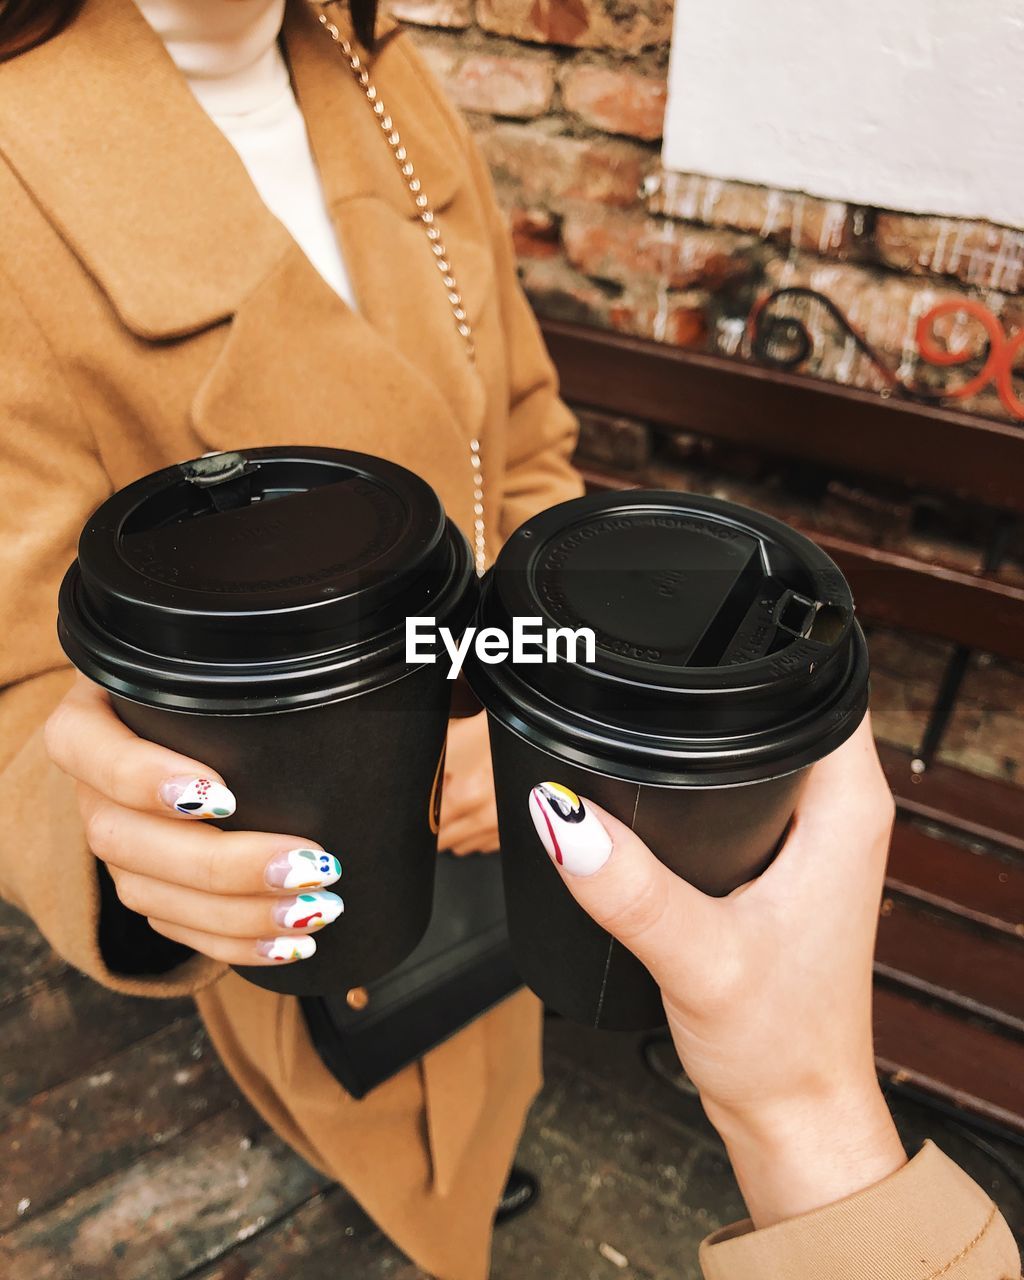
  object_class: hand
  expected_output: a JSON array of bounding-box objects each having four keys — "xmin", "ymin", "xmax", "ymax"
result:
[
  {"xmin": 44, "ymin": 676, "xmax": 344, "ymax": 966},
  {"xmin": 528, "ymin": 715, "xmax": 907, "ymax": 1228},
  {"xmin": 438, "ymin": 711, "xmax": 500, "ymax": 856}
]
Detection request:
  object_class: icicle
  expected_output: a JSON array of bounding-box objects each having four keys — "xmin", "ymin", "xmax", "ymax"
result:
[
  {"xmin": 818, "ymin": 202, "xmax": 847, "ymax": 255},
  {"xmin": 652, "ymin": 279, "xmax": 670, "ymax": 343},
  {"xmin": 946, "ymin": 221, "xmax": 968, "ymax": 273},
  {"xmin": 760, "ymin": 189, "xmax": 783, "ymax": 239},
  {"xmin": 700, "ymin": 177, "xmax": 723, "ymax": 225},
  {"xmin": 929, "ymin": 220, "xmax": 951, "ymax": 275},
  {"xmin": 717, "ymin": 316, "xmax": 745, "ymax": 356},
  {"xmin": 835, "ymin": 334, "xmax": 857, "ymax": 383},
  {"xmin": 897, "ymin": 291, "xmax": 927, "ymax": 381}
]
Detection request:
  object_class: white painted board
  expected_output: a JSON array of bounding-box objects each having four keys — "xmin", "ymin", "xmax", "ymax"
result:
[{"xmin": 662, "ymin": 0, "xmax": 1024, "ymax": 228}]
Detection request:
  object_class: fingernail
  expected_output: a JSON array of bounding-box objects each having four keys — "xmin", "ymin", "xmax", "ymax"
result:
[
  {"xmin": 256, "ymin": 935, "xmax": 317, "ymax": 962},
  {"xmin": 160, "ymin": 776, "xmax": 236, "ymax": 819},
  {"xmin": 529, "ymin": 783, "xmax": 612, "ymax": 877},
  {"xmin": 265, "ymin": 848, "xmax": 342, "ymax": 890},
  {"xmin": 273, "ymin": 891, "xmax": 344, "ymax": 931}
]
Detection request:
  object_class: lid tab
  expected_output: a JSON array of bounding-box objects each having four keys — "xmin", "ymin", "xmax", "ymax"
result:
[{"xmin": 179, "ymin": 451, "xmax": 257, "ymax": 512}]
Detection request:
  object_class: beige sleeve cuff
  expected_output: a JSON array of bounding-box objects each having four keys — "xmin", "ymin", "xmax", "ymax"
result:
[{"xmin": 700, "ymin": 1141, "xmax": 1020, "ymax": 1280}]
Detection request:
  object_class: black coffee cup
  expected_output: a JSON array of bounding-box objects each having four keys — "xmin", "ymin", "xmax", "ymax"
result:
[
  {"xmin": 466, "ymin": 490, "xmax": 869, "ymax": 1030},
  {"xmin": 58, "ymin": 448, "xmax": 476, "ymax": 997}
]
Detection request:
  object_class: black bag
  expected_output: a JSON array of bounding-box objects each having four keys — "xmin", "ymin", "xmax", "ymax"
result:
[{"xmin": 301, "ymin": 849, "xmax": 521, "ymax": 1099}]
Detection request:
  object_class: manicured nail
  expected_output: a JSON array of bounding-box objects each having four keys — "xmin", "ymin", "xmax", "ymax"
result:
[
  {"xmin": 160, "ymin": 776, "xmax": 236, "ymax": 819},
  {"xmin": 256, "ymin": 935, "xmax": 317, "ymax": 962},
  {"xmin": 273, "ymin": 891, "xmax": 344, "ymax": 931},
  {"xmin": 265, "ymin": 848, "xmax": 342, "ymax": 890},
  {"xmin": 529, "ymin": 783, "xmax": 612, "ymax": 877}
]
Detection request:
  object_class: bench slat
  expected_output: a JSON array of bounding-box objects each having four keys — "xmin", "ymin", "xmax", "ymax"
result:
[
  {"xmin": 881, "ymin": 744, "xmax": 1024, "ymax": 853},
  {"xmin": 545, "ymin": 318, "xmax": 1024, "ymax": 514},
  {"xmin": 887, "ymin": 822, "xmax": 1024, "ymax": 937},
  {"xmin": 874, "ymin": 987, "xmax": 1024, "ymax": 1136},
  {"xmin": 875, "ymin": 897, "xmax": 1024, "ymax": 1033},
  {"xmin": 799, "ymin": 532, "xmax": 1024, "ymax": 662}
]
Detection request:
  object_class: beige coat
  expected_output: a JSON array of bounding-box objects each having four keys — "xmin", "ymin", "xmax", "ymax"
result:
[{"xmin": 0, "ymin": 2, "xmax": 1018, "ymax": 1277}]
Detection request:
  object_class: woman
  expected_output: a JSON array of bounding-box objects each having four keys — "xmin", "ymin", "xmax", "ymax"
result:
[
  {"xmin": 4, "ymin": 5, "xmax": 1017, "ymax": 1280},
  {"xmin": 533, "ymin": 716, "xmax": 1021, "ymax": 1278},
  {"xmin": 0, "ymin": 1, "xmax": 580, "ymax": 1277}
]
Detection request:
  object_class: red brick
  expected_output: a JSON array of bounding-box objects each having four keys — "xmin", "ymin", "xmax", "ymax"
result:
[
  {"xmin": 994, "ymin": 292, "xmax": 1024, "ymax": 333},
  {"xmin": 666, "ymin": 305, "xmax": 707, "ymax": 346},
  {"xmin": 447, "ymin": 53, "xmax": 555, "ymax": 118},
  {"xmin": 408, "ymin": 37, "xmax": 459, "ymax": 82},
  {"xmin": 475, "ymin": 123, "xmax": 649, "ymax": 210},
  {"xmin": 875, "ymin": 214, "xmax": 1024, "ymax": 296},
  {"xmin": 563, "ymin": 209, "xmax": 752, "ymax": 290},
  {"xmin": 389, "ymin": 0, "xmax": 472, "ymax": 27},
  {"xmin": 609, "ymin": 296, "xmax": 707, "ymax": 347},
  {"xmin": 562, "ymin": 65, "xmax": 667, "ymax": 141},
  {"xmin": 476, "ymin": 0, "xmax": 673, "ymax": 53},
  {"xmin": 509, "ymin": 207, "xmax": 562, "ymax": 258}
]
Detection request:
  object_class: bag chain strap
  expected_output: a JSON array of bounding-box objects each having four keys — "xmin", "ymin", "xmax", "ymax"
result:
[{"xmin": 313, "ymin": 3, "xmax": 486, "ymax": 574}]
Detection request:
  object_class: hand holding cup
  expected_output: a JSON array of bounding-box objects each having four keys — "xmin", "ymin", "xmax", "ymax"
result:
[
  {"xmin": 45, "ymin": 676, "xmax": 344, "ymax": 966},
  {"xmin": 56, "ymin": 448, "xmax": 476, "ymax": 995},
  {"xmin": 530, "ymin": 715, "xmax": 908, "ymax": 1228}
]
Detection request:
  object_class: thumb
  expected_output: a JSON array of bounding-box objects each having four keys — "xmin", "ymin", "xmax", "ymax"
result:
[{"xmin": 527, "ymin": 783, "xmax": 714, "ymax": 983}]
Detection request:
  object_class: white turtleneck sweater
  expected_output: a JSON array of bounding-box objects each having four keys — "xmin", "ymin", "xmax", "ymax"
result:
[{"xmin": 135, "ymin": 0, "xmax": 356, "ymax": 307}]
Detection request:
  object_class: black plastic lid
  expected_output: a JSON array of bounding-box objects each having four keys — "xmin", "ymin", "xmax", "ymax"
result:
[
  {"xmin": 466, "ymin": 491, "xmax": 869, "ymax": 785},
  {"xmin": 58, "ymin": 448, "xmax": 476, "ymax": 712}
]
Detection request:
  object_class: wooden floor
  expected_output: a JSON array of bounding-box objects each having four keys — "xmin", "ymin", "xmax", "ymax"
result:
[{"xmin": 1, "ymin": 899, "xmax": 1022, "ymax": 1280}]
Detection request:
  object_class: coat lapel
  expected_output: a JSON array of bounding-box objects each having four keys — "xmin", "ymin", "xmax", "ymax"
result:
[
  {"xmin": 286, "ymin": 0, "xmax": 492, "ymax": 448},
  {"xmin": 0, "ymin": 0, "xmax": 292, "ymax": 340},
  {"xmin": 190, "ymin": 241, "xmax": 483, "ymax": 533},
  {"xmin": 0, "ymin": 0, "xmax": 492, "ymax": 488},
  {"xmin": 192, "ymin": 0, "xmax": 493, "ymax": 527}
]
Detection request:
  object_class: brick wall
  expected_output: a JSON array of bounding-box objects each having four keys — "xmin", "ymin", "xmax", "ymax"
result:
[
  {"xmin": 398, "ymin": 0, "xmax": 1024, "ymax": 424},
  {"xmin": 394, "ymin": 0, "xmax": 1024, "ymax": 785}
]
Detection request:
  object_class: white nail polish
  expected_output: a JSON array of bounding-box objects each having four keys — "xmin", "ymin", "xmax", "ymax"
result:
[
  {"xmin": 161, "ymin": 776, "xmax": 236, "ymax": 819},
  {"xmin": 274, "ymin": 892, "xmax": 344, "ymax": 930},
  {"xmin": 529, "ymin": 783, "xmax": 612, "ymax": 877},
  {"xmin": 265, "ymin": 848, "xmax": 342, "ymax": 890},
  {"xmin": 257, "ymin": 935, "xmax": 317, "ymax": 962}
]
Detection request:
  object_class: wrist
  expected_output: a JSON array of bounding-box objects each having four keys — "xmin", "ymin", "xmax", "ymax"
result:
[{"xmin": 703, "ymin": 1080, "xmax": 907, "ymax": 1229}]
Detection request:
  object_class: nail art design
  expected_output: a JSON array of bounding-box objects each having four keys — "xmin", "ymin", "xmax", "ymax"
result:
[
  {"xmin": 274, "ymin": 892, "xmax": 344, "ymax": 931},
  {"xmin": 265, "ymin": 848, "xmax": 342, "ymax": 891},
  {"xmin": 529, "ymin": 783, "xmax": 612, "ymax": 877},
  {"xmin": 256, "ymin": 935, "xmax": 317, "ymax": 962},
  {"xmin": 161, "ymin": 776, "xmax": 236, "ymax": 819}
]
